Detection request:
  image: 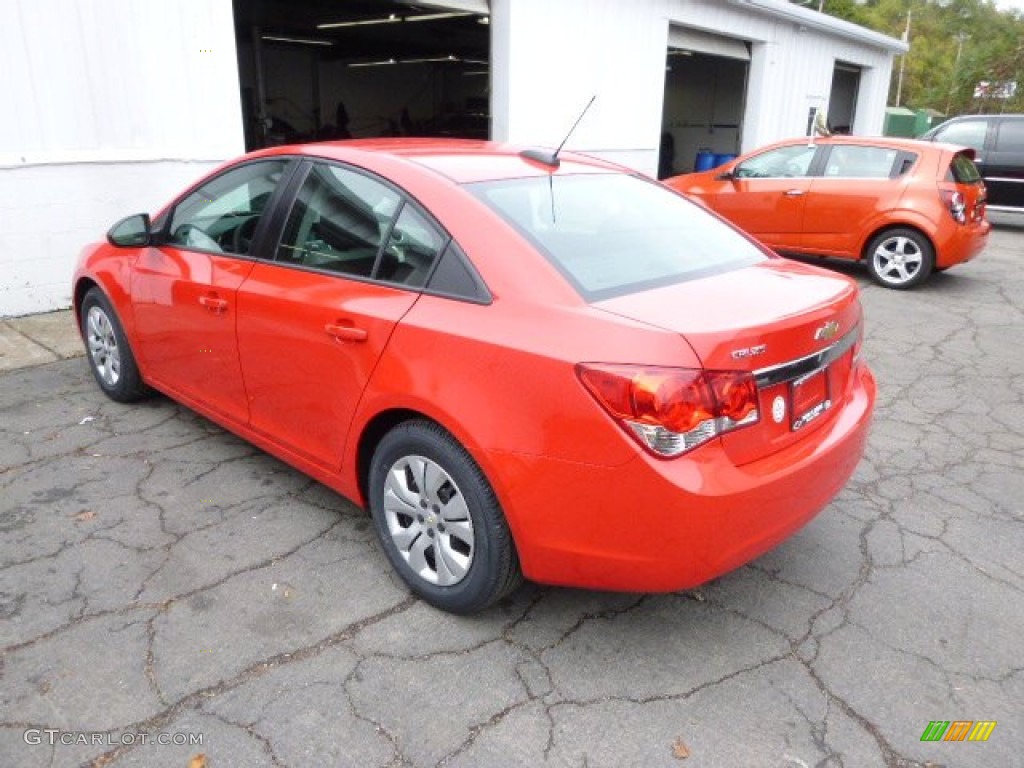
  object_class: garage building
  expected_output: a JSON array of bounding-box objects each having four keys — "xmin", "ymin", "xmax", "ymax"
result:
[{"xmin": 0, "ymin": 0, "xmax": 905, "ymax": 316}]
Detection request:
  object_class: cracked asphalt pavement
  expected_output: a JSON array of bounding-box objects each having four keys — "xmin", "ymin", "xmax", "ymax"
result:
[{"xmin": 2, "ymin": 218, "xmax": 1022, "ymax": 768}]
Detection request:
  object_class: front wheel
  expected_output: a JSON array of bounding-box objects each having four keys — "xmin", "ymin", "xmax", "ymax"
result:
[
  {"xmin": 865, "ymin": 228, "xmax": 934, "ymax": 289},
  {"xmin": 80, "ymin": 287, "xmax": 149, "ymax": 402},
  {"xmin": 368, "ymin": 420, "xmax": 521, "ymax": 614}
]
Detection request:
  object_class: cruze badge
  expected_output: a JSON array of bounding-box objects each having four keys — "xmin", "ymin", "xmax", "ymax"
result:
[
  {"xmin": 814, "ymin": 320, "xmax": 840, "ymax": 342},
  {"xmin": 731, "ymin": 343, "xmax": 767, "ymax": 360}
]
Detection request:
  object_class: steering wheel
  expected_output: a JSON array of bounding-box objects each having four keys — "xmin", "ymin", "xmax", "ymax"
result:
[{"xmin": 232, "ymin": 216, "xmax": 260, "ymax": 254}]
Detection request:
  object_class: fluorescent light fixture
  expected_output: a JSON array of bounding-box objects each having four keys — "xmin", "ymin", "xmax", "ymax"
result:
[
  {"xmin": 404, "ymin": 12, "xmax": 473, "ymax": 22},
  {"xmin": 262, "ymin": 35, "xmax": 334, "ymax": 46},
  {"xmin": 400, "ymin": 55, "xmax": 457, "ymax": 64},
  {"xmin": 348, "ymin": 59, "xmax": 397, "ymax": 68},
  {"xmin": 318, "ymin": 13, "xmax": 399, "ymax": 29}
]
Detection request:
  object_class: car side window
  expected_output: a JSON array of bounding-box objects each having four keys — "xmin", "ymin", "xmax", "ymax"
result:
[
  {"xmin": 934, "ymin": 120, "xmax": 988, "ymax": 152},
  {"xmin": 994, "ymin": 120, "xmax": 1024, "ymax": 153},
  {"xmin": 168, "ymin": 160, "xmax": 287, "ymax": 255},
  {"xmin": 377, "ymin": 204, "xmax": 446, "ymax": 288},
  {"xmin": 823, "ymin": 146, "xmax": 900, "ymax": 178},
  {"xmin": 276, "ymin": 163, "xmax": 401, "ymax": 278},
  {"xmin": 734, "ymin": 145, "xmax": 817, "ymax": 178}
]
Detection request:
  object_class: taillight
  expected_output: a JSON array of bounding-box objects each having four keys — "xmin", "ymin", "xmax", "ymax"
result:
[
  {"xmin": 940, "ymin": 190, "xmax": 967, "ymax": 224},
  {"xmin": 577, "ymin": 364, "xmax": 759, "ymax": 457}
]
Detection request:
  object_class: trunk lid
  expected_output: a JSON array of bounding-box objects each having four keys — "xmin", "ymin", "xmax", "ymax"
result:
[{"xmin": 593, "ymin": 258, "xmax": 863, "ymax": 463}]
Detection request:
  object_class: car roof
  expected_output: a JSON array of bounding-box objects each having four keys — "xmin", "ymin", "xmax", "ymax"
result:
[
  {"xmin": 768, "ymin": 134, "xmax": 975, "ymax": 158},
  {"xmin": 256, "ymin": 138, "xmax": 626, "ymax": 184}
]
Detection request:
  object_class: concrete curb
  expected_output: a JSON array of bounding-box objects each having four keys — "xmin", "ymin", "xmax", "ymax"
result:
[{"xmin": 0, "ymin": 309, "xmax": 83, "ymax": 373}]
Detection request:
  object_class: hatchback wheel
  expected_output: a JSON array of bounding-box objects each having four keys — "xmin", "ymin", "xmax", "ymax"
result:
[
  {"xmin": 865, "ymin": 228, "xmax": 934, "ymax": 289},
  {"xmin": 368, "ymin": 420, "xmax": 521, "ymax": 613},
  {"xmin": 80, "ymin": 287, "xmax": 148, "ymax": 402}
]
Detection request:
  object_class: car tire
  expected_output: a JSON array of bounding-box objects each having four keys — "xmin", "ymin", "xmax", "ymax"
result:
[
  {"xmin": 80, "ymin": 287, "xmax": 149, "ymax": 402},
  {"xmin": 865, "ymin": 228, "xmax": 934, "ymax": 289},
  {"xmin": 368, "ymin": 420, "xmax": 521, "ymax": 614}
]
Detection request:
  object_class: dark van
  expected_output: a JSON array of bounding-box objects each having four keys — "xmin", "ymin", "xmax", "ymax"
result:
[{"xmin": 921, "ymin": 114, "xmax": 1024, "ymax": 213}]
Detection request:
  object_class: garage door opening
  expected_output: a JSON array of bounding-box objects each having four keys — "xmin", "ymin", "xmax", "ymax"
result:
[
  {"xmin": 232, "ymin": 1, "xmax": 491, "ymax": 150},
  {"xmin": 829, "ymin": 62, "xmax": 861, "ymax": 135},
  {"xmin": 660, "ymin": 28, "xmax": 749, "ymax": 179}
]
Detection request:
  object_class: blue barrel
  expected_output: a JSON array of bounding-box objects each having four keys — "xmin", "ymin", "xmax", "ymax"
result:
[
  {"xmin": 694, "ymin": 150, "xmax": 715, "ymax": 172},
  {"xmin": 713, "ymin": 153, "xmax": 737, "ymax": 168}
]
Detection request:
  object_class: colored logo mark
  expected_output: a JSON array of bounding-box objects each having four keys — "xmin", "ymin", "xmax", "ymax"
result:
[{"xmin": 920, "ymin": 720, "xmax": 996, "ymax": 742}]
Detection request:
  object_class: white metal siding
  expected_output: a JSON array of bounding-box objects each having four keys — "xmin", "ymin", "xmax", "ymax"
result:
[
  {"xmin": 491, "ymin": 0, "xmax": 899, "ymax": 174},
  {"xmin": 0, "ymin": 0, "xmax": 243, "ymax": 317}
]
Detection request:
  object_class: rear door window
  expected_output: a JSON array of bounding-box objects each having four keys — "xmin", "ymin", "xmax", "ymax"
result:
[
  {"xmin": 994, "ymin": 119, "xmax": 1024, "ymax": 153},
  {"xmin": 822, "ymin": 145, "xmax": 900, "ymax": 178},
  {"xmin": 276, "ymin": 163, "xmax": 401, "ymax": 278}
]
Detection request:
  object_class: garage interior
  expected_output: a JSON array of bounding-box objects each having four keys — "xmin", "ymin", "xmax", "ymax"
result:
[
  {"xmin": 660, "ymin": 27, "xmax": 749, "ymax": 179},
  {"xmin": 232, "ymin": 0, "xmax": 491, "ymax": 150}
]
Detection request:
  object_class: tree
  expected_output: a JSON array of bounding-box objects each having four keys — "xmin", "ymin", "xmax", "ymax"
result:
[{"xmin": 813, "ymin": 0, "xmax": 1024, "ymax": 115}]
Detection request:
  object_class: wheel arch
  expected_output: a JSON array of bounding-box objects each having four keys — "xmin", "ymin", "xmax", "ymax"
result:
[
  {"xmin": 355, "ymin": 408, "xmax": 427, "ymax": 507},
  {"xmin": 859, "ymin": 220, "xmax": 935, "ymax": 263},
  {"xmin": 73, "ymin": 277, "xmax": 100, "ymax": 333}
]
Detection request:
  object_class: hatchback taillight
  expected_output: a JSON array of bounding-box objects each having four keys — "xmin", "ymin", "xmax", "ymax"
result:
[
  {"xmin": 577, "ymin": 364, "xmax": 759, "ymax": 457},
  {"xmin": 940, "ymin": 190, "xmax": 967, "ymax": 224}
]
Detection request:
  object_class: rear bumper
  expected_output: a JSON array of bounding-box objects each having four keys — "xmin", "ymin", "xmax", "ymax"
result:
[
  {"xmin": 491, "ymin": 363, "xmax": 876, "ymax": 593},
  {"xmin": 935, "ymin": 218, "xmax": 990, "ymax": 269}
]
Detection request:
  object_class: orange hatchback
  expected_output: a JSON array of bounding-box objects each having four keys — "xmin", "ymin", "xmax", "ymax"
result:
[{"xmin": 665, "ymin": 136, "xmax": 990, "ymax": 289}]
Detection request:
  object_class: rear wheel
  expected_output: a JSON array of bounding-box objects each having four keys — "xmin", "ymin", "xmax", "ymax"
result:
[
  {"xmin": 865, "ymin": 228, "xmax": 934, "ymax": 289},
  {"xmin": 80, "ymin": 287, "xmax": 148, "ymax": 402},
  {"xmin": 368, "ymin": 420, "xmax": 521, "ymax": 614}
]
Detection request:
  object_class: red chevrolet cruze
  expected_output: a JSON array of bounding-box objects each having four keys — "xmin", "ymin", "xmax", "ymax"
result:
[{"xmin": 73, "ymin": 140, "xmax": 876, "ymax": 613}]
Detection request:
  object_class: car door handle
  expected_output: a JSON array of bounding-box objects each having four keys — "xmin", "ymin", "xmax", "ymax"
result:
[
  {"xmin": 198, "ymin": 295, "xmax": 228, "ymax": 311},
  {"xmin": 325, "ymin": 323, "xmax": 368, "ymax": 342},
  {"xmin": 784, "ymin": 189, "xmax": 806, "ymax": 197}
]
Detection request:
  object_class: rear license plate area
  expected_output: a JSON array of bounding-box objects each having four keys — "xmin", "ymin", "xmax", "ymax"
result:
[{"xmin": 790, "ymin": 367, "xmax": 830, "ymax": 431}]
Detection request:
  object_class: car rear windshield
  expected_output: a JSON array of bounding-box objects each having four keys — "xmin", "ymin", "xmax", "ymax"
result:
[
  {"xmin": 468, "ymin": 173, "xmax": 767, "ymax": 300},
  {"xmin": 948, "ymin": 152, "xmax": 982, "ymax": 184}
]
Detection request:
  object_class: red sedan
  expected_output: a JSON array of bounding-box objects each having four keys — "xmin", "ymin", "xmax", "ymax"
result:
[{"xmin": 73, "ymin": 139, "xmax": 875, "ymax": 613}]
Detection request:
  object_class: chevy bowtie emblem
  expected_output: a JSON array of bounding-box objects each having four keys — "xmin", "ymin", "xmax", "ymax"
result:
[{"xmin": 814, "ymin": 320, "xmax": 840, "ymax": 341}]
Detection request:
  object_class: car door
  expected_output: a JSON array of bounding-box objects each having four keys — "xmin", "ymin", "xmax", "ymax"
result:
[
  {"xmin": 710, "ymin": 143, "xmax": 820, "ymax": 250},
  {"xmin": 984, "ymin": 117, "xmax": 1024, "ymax": 210},
  {"xmin": 236, "ymin": 161, "xmax": 447, "ymax": 470},
  {"xmin": 130, "ymin": 159, "xmax": 291, "ymax": 423},
  {"xmin": 801, "ymin": 144, "xmax": 909, "ymax": 258}
]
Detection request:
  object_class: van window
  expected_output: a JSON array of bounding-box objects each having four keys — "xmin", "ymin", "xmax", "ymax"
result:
[
  {"xmin": 935, "ymin": 120, "xmax": 988, "ymax": 151},
  {"xmin": 995, "ymin": 120, "xmax": 1024, "ymax": 153}
]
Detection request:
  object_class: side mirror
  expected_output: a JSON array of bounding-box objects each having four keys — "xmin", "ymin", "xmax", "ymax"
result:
[
  {"xmin": 107, "ymin": 213, "xmax": 152, "ymax": 247},
  {"xmin": 715, "ymin": 169, "xmax": 736, "ymax": 181}
]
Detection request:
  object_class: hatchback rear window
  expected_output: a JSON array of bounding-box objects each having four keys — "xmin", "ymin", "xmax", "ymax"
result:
[
  {"xmin": 468, "ymin": 174, "xmax": 766, "ymax": 300},
  {"xmin": 948, "ymin": 152, "xmax": 982, "ymax": 184}
]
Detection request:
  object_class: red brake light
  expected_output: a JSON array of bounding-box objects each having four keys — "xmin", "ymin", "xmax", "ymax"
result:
[{"xmin": 577, "ymin": 364, "xmax": 759, "ymax": 457}]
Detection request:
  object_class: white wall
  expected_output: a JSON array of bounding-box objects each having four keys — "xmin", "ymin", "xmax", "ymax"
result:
[
  {"xmin": 491, "ymin": 0, "xmax": 902, "ymax": 176},
  {"xmin": 0, "ymin": 0, "xmax": 244, "ymax": 317}
]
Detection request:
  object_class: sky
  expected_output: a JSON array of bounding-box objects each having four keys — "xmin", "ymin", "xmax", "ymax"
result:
[{"xmin": 994, "ymin": 0, "xmax": 1024, "ymax": 12}]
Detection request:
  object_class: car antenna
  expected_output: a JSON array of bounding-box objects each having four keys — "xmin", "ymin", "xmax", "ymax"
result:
[{"xmin": 520, "ymin": 95, "xmax": 597, "ymax": 169}]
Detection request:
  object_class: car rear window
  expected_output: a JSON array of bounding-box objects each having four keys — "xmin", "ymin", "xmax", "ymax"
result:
[
  {"xmin": 468, "ymin": 173, "xmax": 766, "ymax": 300},
  {"xmin": 948, "ymin": 152, "xmax": 982, "ymax": 184}
]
